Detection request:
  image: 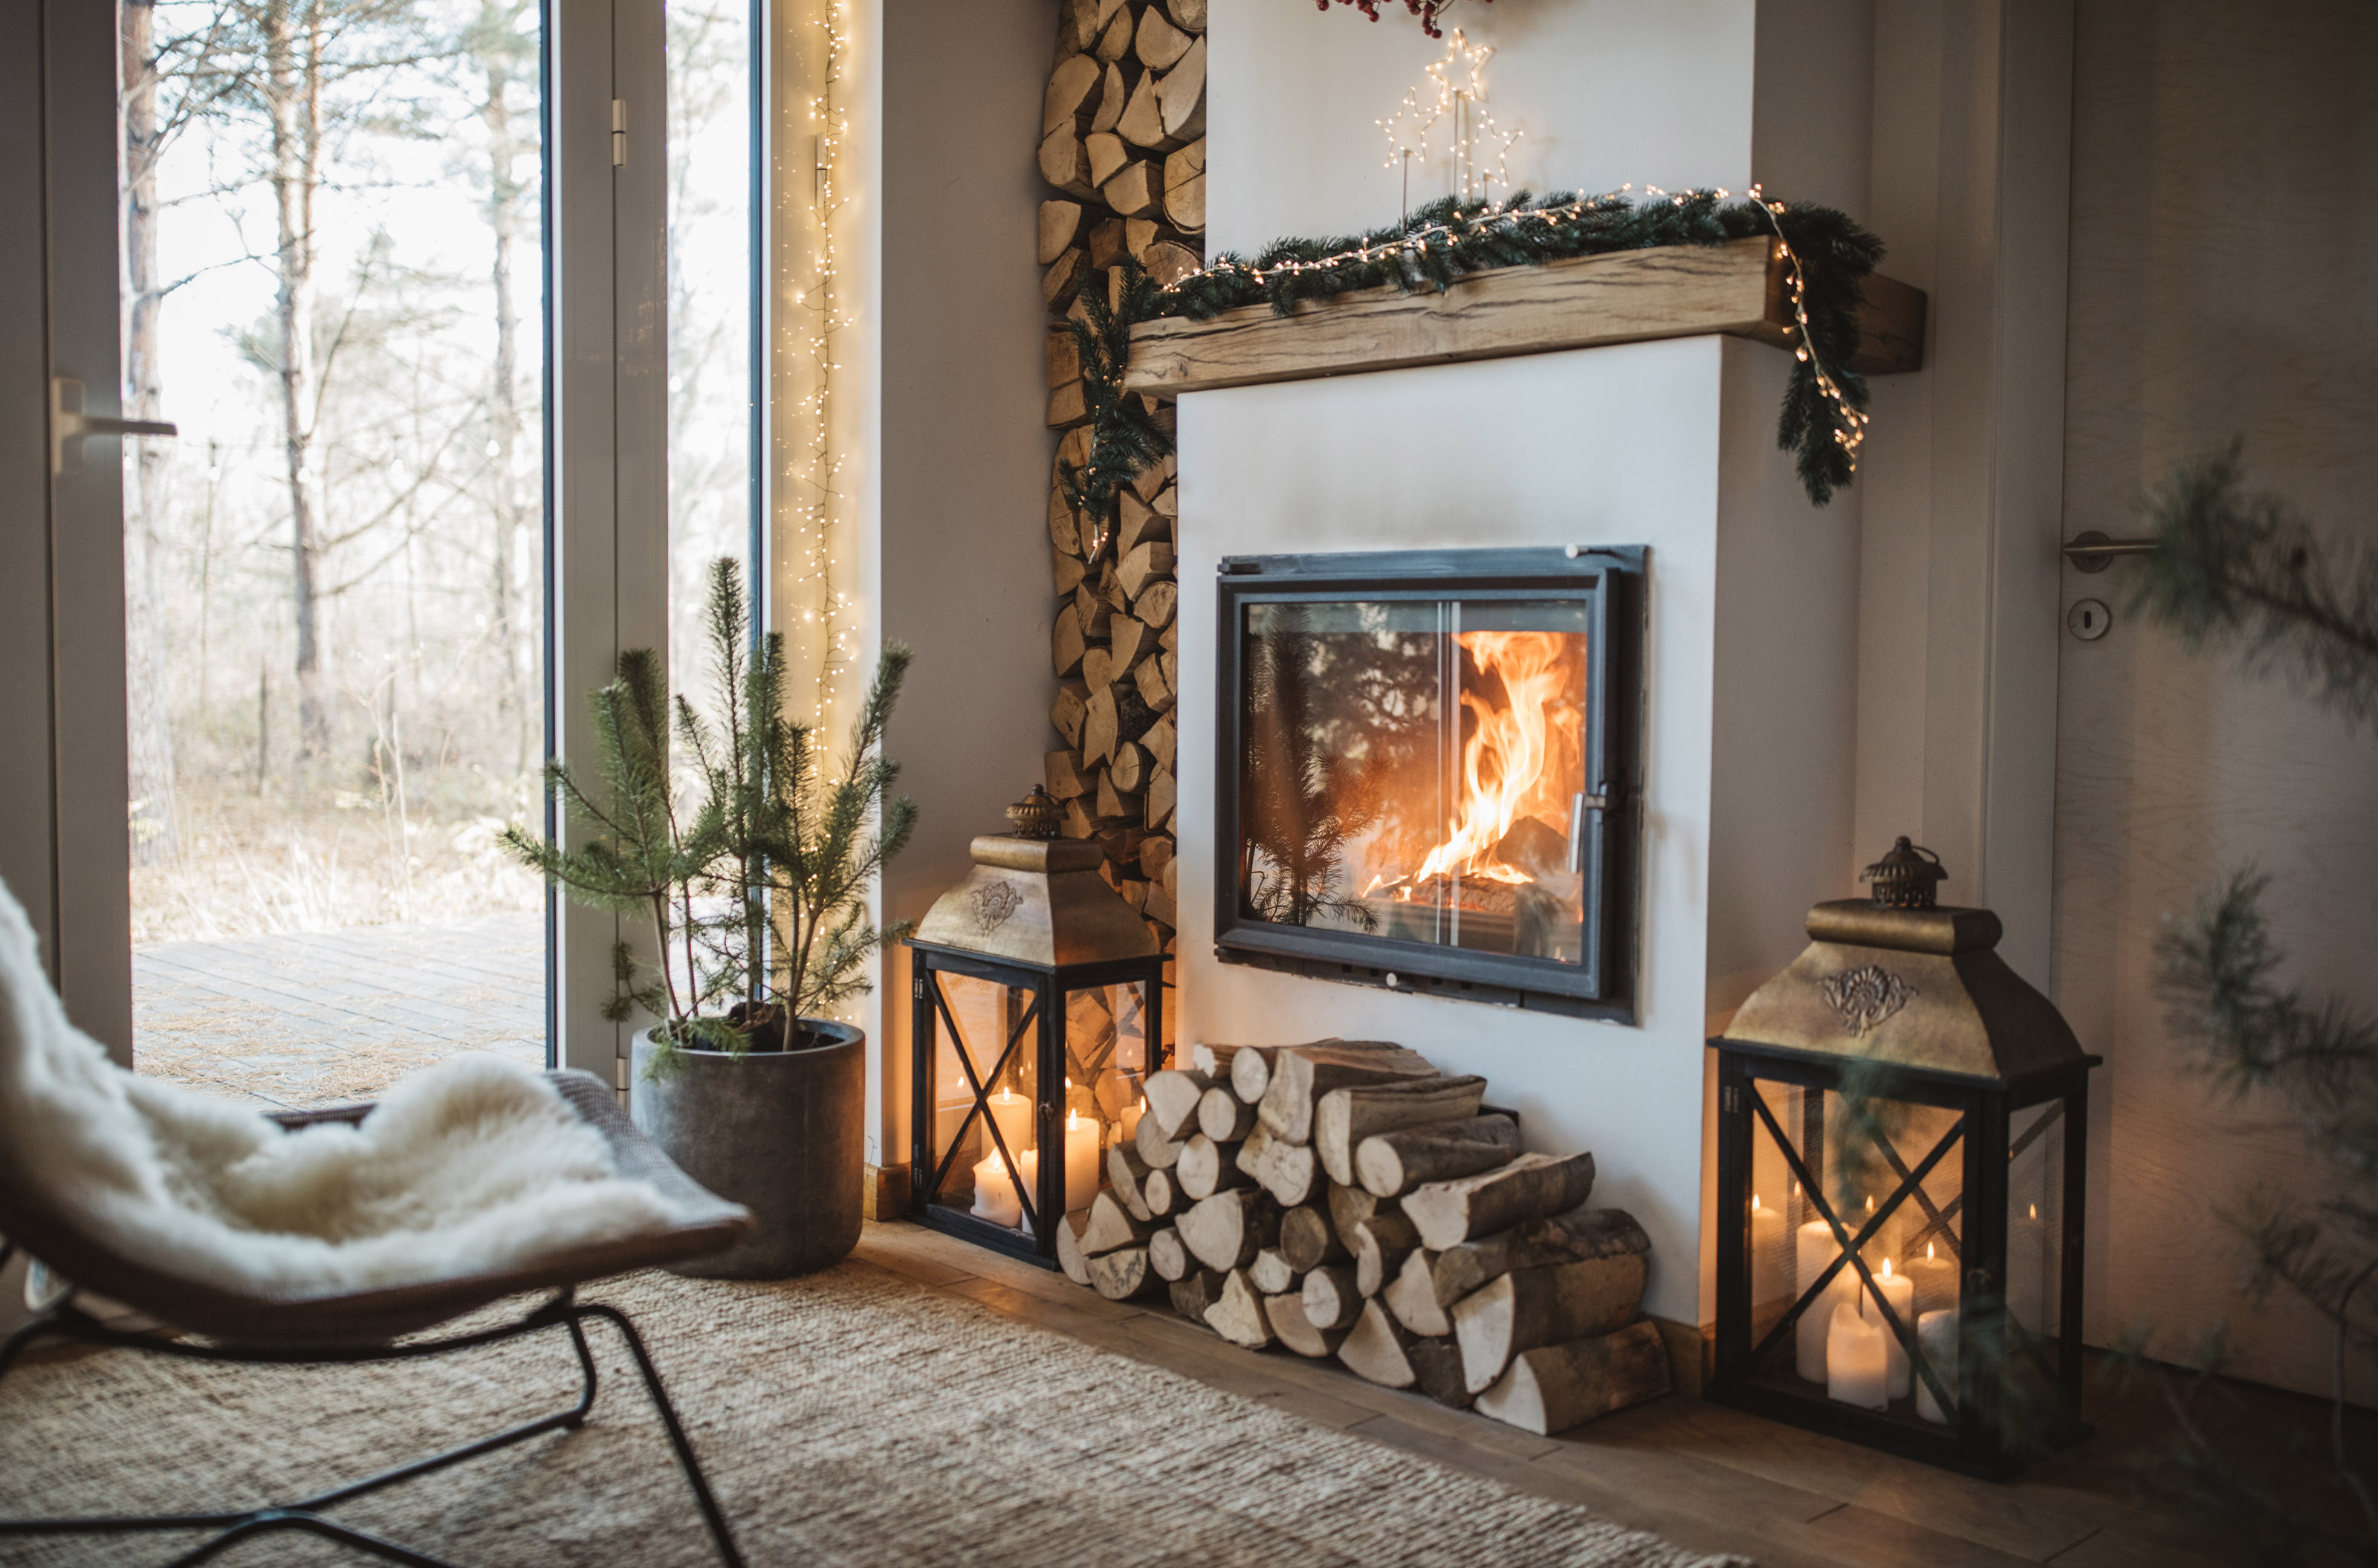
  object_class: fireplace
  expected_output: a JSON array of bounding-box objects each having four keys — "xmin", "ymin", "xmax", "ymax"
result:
[{"xmin": 1213, "ymin": 547, "xmax": 1643, "ymax": 1019}]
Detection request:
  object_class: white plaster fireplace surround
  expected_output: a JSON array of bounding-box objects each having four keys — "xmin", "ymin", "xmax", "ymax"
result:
[{"xmin": 1170, "ymin": 0, "xmax": 2073, "ymax": 1337}]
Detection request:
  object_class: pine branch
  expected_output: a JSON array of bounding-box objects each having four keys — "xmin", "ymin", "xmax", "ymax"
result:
[{"xmin": 2132, "ymin": 441, "xmax": 2378, "ymax": 733}]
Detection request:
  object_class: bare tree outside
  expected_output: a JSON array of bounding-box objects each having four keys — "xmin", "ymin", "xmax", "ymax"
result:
[{"xmin": 118, "ymin": 1, "xmax": 754, "ymax": 1106}]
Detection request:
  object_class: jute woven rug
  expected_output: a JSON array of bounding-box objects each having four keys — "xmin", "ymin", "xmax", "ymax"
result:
[{"xmin": 0, "ymin": 1260, "xmax": 1741, "ymax": 1567}]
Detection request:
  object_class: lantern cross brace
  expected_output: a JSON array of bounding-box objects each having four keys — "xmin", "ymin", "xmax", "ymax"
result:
[
  {"xmin": 1893, "ymin": 1098, "xmax": 2064, "ymax": 1260},
  {"xmin": 922, "ymin": 976, "xmax": 1043, "ymax": 1233},
  {"xmin": 1749, "ymin": 1087, "xmax": 1964, "ymax": 1422}
]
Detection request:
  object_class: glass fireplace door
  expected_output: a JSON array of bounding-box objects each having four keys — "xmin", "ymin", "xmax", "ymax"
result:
[{"xmin": 1216, "ymin": 548, "xmax": 1642, "ymax": 1016}]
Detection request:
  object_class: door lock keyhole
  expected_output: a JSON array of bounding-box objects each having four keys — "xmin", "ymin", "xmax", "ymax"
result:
[{"xmin": 2067, "ymin": 599, "xmax": 2111, "ymax": 641}]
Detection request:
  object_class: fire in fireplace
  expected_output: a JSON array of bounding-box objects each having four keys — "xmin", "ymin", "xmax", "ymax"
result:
[{"xmin": 1216, "ymin": 548, "xmax": 1642, "ymax": 1018}]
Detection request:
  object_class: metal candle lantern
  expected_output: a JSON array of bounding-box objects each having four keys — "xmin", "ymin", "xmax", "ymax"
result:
[
  {"xmin": 906, "ymin": 788, "xmax": 1167, "ymax": 1264},
  {"xmin": 1707, "ymin": 838, "xmax": 2099, "ymax": 1476}
]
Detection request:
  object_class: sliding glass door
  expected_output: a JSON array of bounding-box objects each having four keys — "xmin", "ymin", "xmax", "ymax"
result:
[{"xmin": 94, "ymin": 0, "xmax": 757, "ymax": 1107}]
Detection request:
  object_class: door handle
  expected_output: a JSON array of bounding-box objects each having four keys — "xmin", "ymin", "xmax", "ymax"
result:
[{"xmin": 51, "ymin": 377, "xmax": 178, "ymax": 474}]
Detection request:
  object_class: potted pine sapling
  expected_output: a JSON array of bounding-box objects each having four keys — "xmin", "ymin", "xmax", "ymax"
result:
[{"xmin": 505, "ymin": 559, "xmax": 915, "ymax": 1277}]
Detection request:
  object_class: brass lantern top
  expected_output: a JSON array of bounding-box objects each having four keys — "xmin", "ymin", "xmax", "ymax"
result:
[
  {"xmin": 1720, "ymin": 839, "xmax": 2091, "ymax": 1084},
  {"xmin": 911, "ymin": 790, "xmax": 1161, "ymax": 969}
]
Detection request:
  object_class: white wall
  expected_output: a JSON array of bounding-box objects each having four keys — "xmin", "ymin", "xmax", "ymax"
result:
[
  {"xmin": 866, "ymin": 0, "xmax": 1057, "ymax": 1167},
  {"xmin": 1176, "ymin": 339, "xmax": 1729, "ymax": 1325},
  {"xmin": 1193, "ymin": 0, "xmax": 1880, "ymax": 1329}
]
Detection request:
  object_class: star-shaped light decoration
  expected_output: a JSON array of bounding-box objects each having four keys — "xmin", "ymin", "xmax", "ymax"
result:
[{"xmin": 1376, "ymin": 26, "xmax": 1523, "ymax": 221}]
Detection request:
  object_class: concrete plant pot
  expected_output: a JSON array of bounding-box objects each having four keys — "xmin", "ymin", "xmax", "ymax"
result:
[{"xmin": 630, "ymin": 1020, "xmax": 866, "ymax": 1279}]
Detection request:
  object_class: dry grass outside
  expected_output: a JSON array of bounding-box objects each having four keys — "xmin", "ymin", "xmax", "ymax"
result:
[{"xmin": 130, "ymin": 772, "xmax": 544, "ymax": 946}]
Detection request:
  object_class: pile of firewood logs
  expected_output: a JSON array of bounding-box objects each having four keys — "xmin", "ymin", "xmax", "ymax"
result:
[
  {"xmin": 1055, "ymin": 1039, "xmax": 1674, "ymax": 1436},
  {"xmin": 1039, "ymin": 0, "xmax": 1200, "ymax": 941}
]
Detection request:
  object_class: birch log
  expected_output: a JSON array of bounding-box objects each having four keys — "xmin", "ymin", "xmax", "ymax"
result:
[
  {"xmin": 1315, "ymin": 1075, "xmax": 1486, "ymax": 1186},
  {"xmin": 1081, "ymin": 1189, "xmax": 1154, "ymax": 1255},
  {"xmin": 1235, "ymin": 1124, "xmax": 1320, "ymax": 1208},
  {"xmin": 1178, "ymin": 1188, "xmax": 1280, "ymax": 1272},
  {"xmin": 1196, "ymin": 1084, "xmax": 1257, "ymax": 1142},
  {"xmin": 1259, "ymin": 1043, "xmax": 1439, "ymax": 1144},
  {"xmin": 1170, "ymin": 1268, "xmax": 1227, "ymax": 1324},
  {"xmin": 1352, "ymin": 1210, "xmax": 1420, "ymax": 1299},
  {"xmin": 1402, "ymin": 1151, "xmax": 1598, "ymax": 1250},
  {"xmin": 1176, "ymin": 1134, "xmax": 1248, "ymax": 1201},
  {"xmin": 1266, "ymin": 1292, "xmax": 1350, "ymax": 1359},
  {"xmin": 1249, "ymin": 1246, "xmax": 1298, "ymax": 1296},
  {"xmin": 1105, "ymin": 1142, "xmax": 1153, "ymax": 1221},
  {"xmin": 1355, "ymin": 1114, "xmax": 1521, "ymax": 1197},
  {"xmin": 1147, "ymin": 1226, "xmax": 1191, "ymax": 1282},
  {"xmin": 1453, "ymin": 1252, "xmax": 1650, "ymax": 1393},
  {"xmin": 1135, "ymin": 1113, "xmax": 1186, "ymax": 1170},
  {"xmin": 1143, "ymin": 1068, "xmax": 1211, "ymax": 1140},
  {"xmin": 1055, "ymin": 1209, "xmax": 1093, "ymax": 1286},
  {"xmin": 1384, "ymin": 1248, "xmax": 1452, "ymax": 1337},
  {"xmin": 1338, "ymin": 1300, "xmax": 1419, "ymax": 1388},
  {"xmin": 1407, "ymin": 1337, "xmax": 1477, "ymax": 1410},
  {"xmin": 1086, "ymin": 1245, "xmax": 1159, "ymax": 1301},
  {"xmin": 1205, "ymin": 1269, "xmax": 1277, "ymax": 1349},
  {"xmin": 1278, "ymin": 1204, "xmax": 1347, "ymax": 1271},
  {"xmin": 1428, "ymin": 1208, "xmax": 1651, "ymax": 1307},
  {"xmin": 1474, "ymin": 1320, "xmax": 1672, "ymax": 1434},
  {"xmin": 1301, "ymin": 1266, "xmax": 1363, "ymax": 1330}
]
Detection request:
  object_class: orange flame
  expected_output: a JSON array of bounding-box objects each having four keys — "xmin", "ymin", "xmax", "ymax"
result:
[{"xmin": 1412, "ymin": 630, "xmax": 1578, "ymax": 886}]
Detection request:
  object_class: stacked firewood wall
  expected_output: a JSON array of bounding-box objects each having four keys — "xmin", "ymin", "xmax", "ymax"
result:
[
  {"xmin": 1054, "ymin": 1040, "xmax": 1676, "ymax": 1437},
  {"xmin": 1039, "ymin": 0, "xmax": 1204, "ymax": 953}
]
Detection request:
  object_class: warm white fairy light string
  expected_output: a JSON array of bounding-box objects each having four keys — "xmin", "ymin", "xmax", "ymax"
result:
[
  {"xmin": 1378, "ymin": 27, "xmax": 1522, "ymax": 212},
  {"xmin": 778, "ymin": 0, "xmax": 858, "ymax": 727},
  {"xmin": 1149, "ymin": 181, "xmax": 1870, "ymax": 476}
]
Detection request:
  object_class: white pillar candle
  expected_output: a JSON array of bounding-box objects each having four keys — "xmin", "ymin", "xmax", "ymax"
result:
[
  {"xmin": 1825, "ymin": 1300, "xmax": 1889, "ymax": 1410},
  {"xmin": 1905, "ymin": 1240, "xmax": 1957, "ymax": 1321},
  {"xmin": 1795, "ymin": 1218, "xmax": 1853, "ymax": 1382},
  {"xmin": 987, "ymin": 1088, "xmax": 1033, "ymax": 1162},
  {"xmin": 1064, "ymin": 1110, "xmax": 1101, "ymax": 1211},
  {"xmin": 971, "ymin": 1151, "xmax": 1022, "ymax": 1228},
  {"xmin": 2006, "ymin": 1201, "xmax": 2047, "ymax": 1333},
  {"xmin": 1118, "ymin": 1095, "xmax": 1145, "ymax": 1141},
  {"xmin": 1750, "ymin": 1194, "xmax": 1792, "ymax": 1306},
  {"xmin": 1862, "ymin": 1257, "xmax": 1917, "ymax": 1400},
  {"xmin": 1916, "ymin": 1309, "xmax": 1959, "ymax": 1424}
]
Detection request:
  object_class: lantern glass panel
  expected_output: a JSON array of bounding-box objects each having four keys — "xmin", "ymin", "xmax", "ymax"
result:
[
  {"xmin": 931, "ymin": 971, "xmax": 1038, "ymax": 1234},
  {"xmin": 1744, "ymin": 1078, "xmax": 1966, "ymax": 1426},
  {"xmin": 2006, "ymin": 1099, "xmax": 2069, "ymax": 1371}
]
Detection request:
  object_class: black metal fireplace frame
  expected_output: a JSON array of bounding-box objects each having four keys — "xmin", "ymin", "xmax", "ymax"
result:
[{"xmin": 1213, "ymin": 545, "xmax": 1644, "ymax": 1022}]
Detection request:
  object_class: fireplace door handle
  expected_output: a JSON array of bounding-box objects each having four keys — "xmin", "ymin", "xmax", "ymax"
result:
[{"xmin": 1568, "ymin": 788, "xmax": 1610, "ymax": 874}]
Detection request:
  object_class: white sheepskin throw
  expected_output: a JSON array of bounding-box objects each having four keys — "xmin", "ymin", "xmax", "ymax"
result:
[{"xmin": 0, "ymin": 880, "xmax": 690, "ymax": 1299}]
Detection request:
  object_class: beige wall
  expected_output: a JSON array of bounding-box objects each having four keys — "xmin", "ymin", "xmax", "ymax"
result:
[
  {"xmin": 2053, "ymin": 0, "xmax": 2378, "ymax": 1402},
  {"xmin": 865, "ymin": 0, "xmax": 1058, "ymax": 1169}
]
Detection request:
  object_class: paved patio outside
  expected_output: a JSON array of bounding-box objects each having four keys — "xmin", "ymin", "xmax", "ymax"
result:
[{"xmin": 132, "ymin": 912, "xmax": 546, "ymax": 1110}]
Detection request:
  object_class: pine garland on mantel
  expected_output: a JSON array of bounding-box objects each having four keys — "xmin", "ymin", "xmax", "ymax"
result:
[{"xmin": 1063, "ymin": 188, "xmax": 1887, "ymax": 518}]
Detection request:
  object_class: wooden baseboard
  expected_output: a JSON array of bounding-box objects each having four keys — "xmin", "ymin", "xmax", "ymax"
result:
[
  {"xmin": 1649, "ymin": 1314, "xmax": 1712, "ymax": 1399},
  {"xmin": 864, "ymin": 1163, "xmax": 911, "ymax": 1222}
]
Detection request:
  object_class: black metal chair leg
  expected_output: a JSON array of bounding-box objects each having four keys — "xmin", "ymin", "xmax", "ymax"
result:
[
  {"xmin": 166, "ymin": 1510, "xmax": 465, "ymax": 1568},
  {"xmin": 0, "ymin": 1292, "xmax": 749, "ymax": 1567},
  {"xmin": 574, "ymin": 1302, "xmax": 746, "ymax": 1568},
  {"xmin": 0, "ymin": 1309, "xmax": 66, "ymax": 1382}
]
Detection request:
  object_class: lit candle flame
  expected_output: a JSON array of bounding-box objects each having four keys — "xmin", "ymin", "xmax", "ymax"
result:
[
  {"xmin": 1752, "ymin": 1193, "xmax": 1763, "ymax": 1212},
  {"xmin": 1926, "ymin": 1241, "xmax": 1935, "ymax": 1260}
]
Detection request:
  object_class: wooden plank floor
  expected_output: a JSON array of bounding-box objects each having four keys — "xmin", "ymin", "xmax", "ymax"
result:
[{"xmin": 855, "ymin": 1221, "xmax": 2264, "ymax": 1568}]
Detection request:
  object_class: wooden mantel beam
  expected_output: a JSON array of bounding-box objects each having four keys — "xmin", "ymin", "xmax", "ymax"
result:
[{"xmin": 1123, "ymin": 236, "xmax": 1925, "ymax": 398}]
